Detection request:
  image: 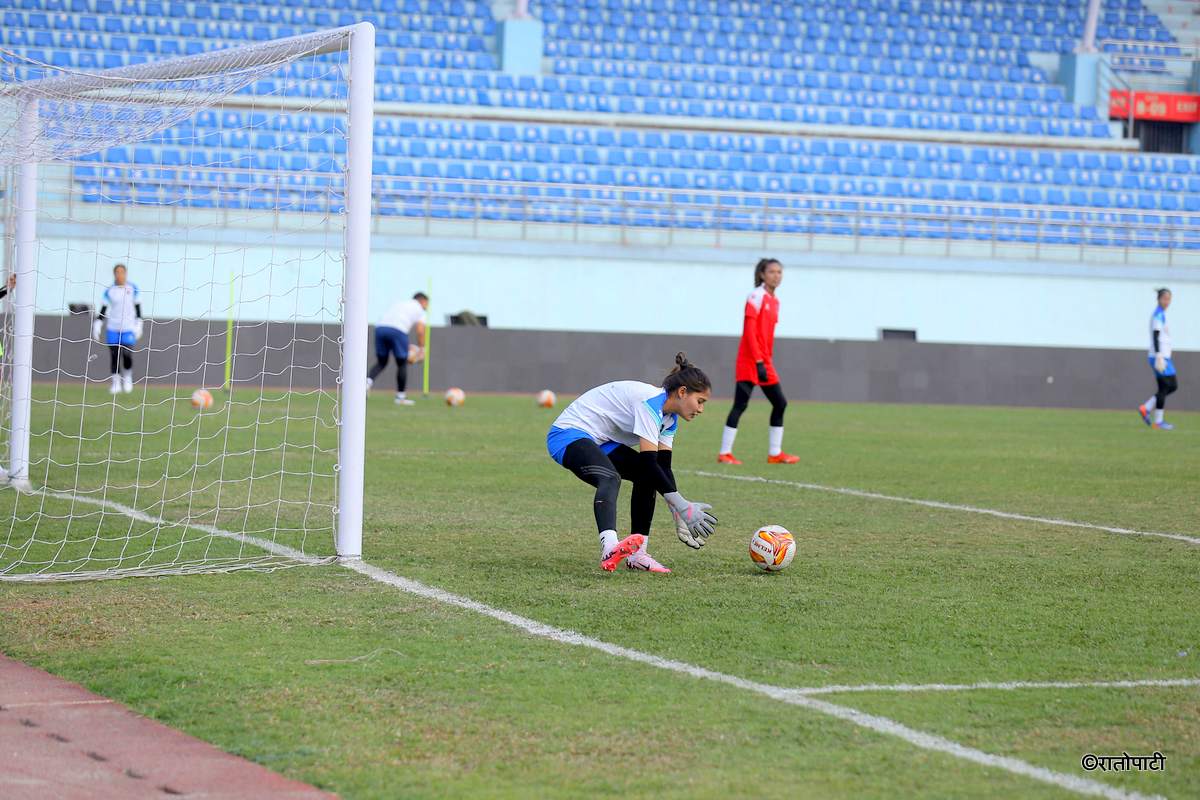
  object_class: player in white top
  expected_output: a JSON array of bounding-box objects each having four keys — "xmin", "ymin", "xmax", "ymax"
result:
[
  {"xmin": 368, "ymin": 292, "xmax": 428, "ymax": 405},
  {"xmin": 1138, "ymin": 287, "xmax": 1178, "ymax": 430},
  {"xmin": 91, "ymin": 264, "xmax": 143, "ymax": 394},
  {"xmin": 546, "ymin": 353, "xmax": 718, "ymax": 573}
]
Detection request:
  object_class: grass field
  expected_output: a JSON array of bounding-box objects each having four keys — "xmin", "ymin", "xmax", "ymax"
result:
[{"xmin": 1, "ymin": 389, "xmax": 1198, "ymax": 798}]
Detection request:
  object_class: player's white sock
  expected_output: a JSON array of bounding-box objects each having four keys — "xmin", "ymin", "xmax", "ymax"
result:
[
  {"xmin": 1155, "ymin": 409, "xmax": 1164, "ymax": 424},
  {"xmin": 599, "ymin": 529, "xmax": 618, "ymax": 557},
  {"xmin": 396, "ymin": 391, "xmax": 406, "ymax": 400},
  {"xmin": 366, "ymin": 377, "xmax": 373, "ymax": 389},
  {"xmin": 1144, "ymin": 396, "xmax": 1157, "ymax": 411},
  {"xmin": 719, "ymin": 426, "xmax": 738, "ymax": 455},
  {"xmin": 768, "ymin": 426, "xmax": 784, "ymax": 457},
  {"xmin": 109, "ymin": 374, "xmax": 120, "ymax": 393}
]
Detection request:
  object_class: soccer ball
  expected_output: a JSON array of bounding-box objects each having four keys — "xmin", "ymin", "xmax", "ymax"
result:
[
  {"xmin": 444, "ymin": 387, "xmax": 466, "ymax": 407},
  {"xmin": 536, "ymin": 389, "xmax": 557, "ymax": 408},
  {"xmin": 191, "ymin": 388, "xmax": 214, "ymax": 410},
  {"xmin": 749, "ymin": 525, "xmax": 795, "ymax": 572}
]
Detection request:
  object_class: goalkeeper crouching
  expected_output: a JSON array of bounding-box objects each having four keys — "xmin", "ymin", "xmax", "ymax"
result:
[{"xmin": 546, "ymin": 353, "xmax": 718, "ymax": 573}]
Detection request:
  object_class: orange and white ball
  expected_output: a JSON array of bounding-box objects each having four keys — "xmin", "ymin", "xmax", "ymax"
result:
[
  {"xmin": 749, "ymin": 525, "xmax": 795, "ymax": 572},
  {"xmin": 191, "ymin": 388, "xmax": 214, "ymax": 410},
  {"xmin": 536, "ymin": 389, "xmax": 557, "ymax": 408},
  {"xmin": 444, "ymin": 387, "xmax": 466, "ymax": 407}
]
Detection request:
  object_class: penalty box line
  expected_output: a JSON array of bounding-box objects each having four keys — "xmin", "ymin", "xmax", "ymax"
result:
[
  {"xmin": 793, "ymin": 677, "xmax": 1200, "ymax": 697},
  {"xmin": 689, "ymin": 470, "xmax": 1200, "ymax": 547},
  {"xmin": 22, "ymin": 487, "xmax": 1165, "ymax": 800}
]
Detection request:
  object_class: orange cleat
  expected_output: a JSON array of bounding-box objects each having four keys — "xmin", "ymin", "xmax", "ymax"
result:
[
  {"xmin": 767, "ymin": 452, "xmax": 800, "ymax": 464},
  {"xmin": 600, "ymin": 533, "xmax": 646, "ymax": 572},
  {"xmin": 716, "ymin": 452, "xmax": 742, "ymax": 465}
]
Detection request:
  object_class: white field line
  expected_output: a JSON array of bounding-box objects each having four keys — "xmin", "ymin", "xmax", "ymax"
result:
[
  {"xmin": 690, "ymin": 470, "xmax": 1200, "ymax": 547},
  {"xmin": 0, "ymin": 699, "xmax": 114, "ymax": 709},
  {"xmin": 13, "ymin": 488, "xmax": 1165, "ymax": 800},
  {"xmin": 793, "ymin": 677, "xmax": 1200, "ymax": 696}
]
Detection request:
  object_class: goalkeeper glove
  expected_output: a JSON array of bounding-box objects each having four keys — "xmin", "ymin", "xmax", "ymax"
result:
[
  {"xmin": 133, "ymin": 319, "xmax": 144, "ymax": 341},
  {"xmin": 756, "ymin": 361, "xmax": 769, "ymax": 384},
  {"xmin": 668, "ymin": 500, "xmax": 708, "ymax": 549},
  {"xmin": 91, "ymin": 319, "xmax": 103, "ymax": 343},
  {"xmin": 664, "ymin": 491, "xmax": 716, "ymax": 542},
  {"xmin": 1155, "ymin": 353, "xmax": 1167, "ymax": 374}
]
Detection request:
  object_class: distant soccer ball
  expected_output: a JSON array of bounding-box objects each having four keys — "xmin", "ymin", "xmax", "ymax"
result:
[
  {"xmin": 749, "ymin": 525, "xmax": 795, "ymax": 572},
  {"xmin": 536, "ymin": 389, "xmax": 557, "ymax": 408},
  {"xmin": 444, "ymin": 387, "xmax": 465, "ymax": 407},
  {"xmin": 191, "ymin": 388, "xmax": 214, "ymax": 410}
]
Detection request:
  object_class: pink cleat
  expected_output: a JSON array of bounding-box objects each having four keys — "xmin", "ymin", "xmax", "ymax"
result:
[
  {"xmin": 625, "ymin": 550, "xmax": 671, "ymax": 573},
  {"xmin": 1137, "ymin": 404, "xmax": 1152, "ymax": 426},
  {"xmin": 600, "ymin": 533, "xmax": 645, "ymax": 572}
]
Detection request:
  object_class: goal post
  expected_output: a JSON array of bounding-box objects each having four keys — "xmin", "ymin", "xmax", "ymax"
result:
[
  {"xmin": 9, "ymin": 101, "xmax": 37, "ymax": 495},
  {"xmin": 0, "ymin": 23, "xmax": 375, "ymax": 579},
  {"xmin": 337, "ymin": 20, "xmax": 375, "ymax": 561}
]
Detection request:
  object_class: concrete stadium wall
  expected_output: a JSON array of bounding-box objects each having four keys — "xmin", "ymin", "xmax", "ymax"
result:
[
  {"xmin": 32, "ymin": 315, "xmax": 1193, "ymax": 411},
  {"xmin": 25, "ymin": 231, "xmax": 1200, "ymax": 353},
  {"xmin": 423, "ymin": 326, "xmax": 1196, "ymax": 411}
]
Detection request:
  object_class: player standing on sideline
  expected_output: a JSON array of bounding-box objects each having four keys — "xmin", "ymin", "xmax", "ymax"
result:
[
  {"xmin": 717, "ymin": 258, "xmax": 799, "ymax": 465},
  {"xmin": 368, "ymin": 292, "xmax": 428, "ymax": 406},
  {"xmin": 546, "ymin": 353, "xmax": 718, "ymax": 573},
  {"xmin": 1138, "ymin": 287, "xmax": 1178, "ymax": 430},
  {"xmin": 91, "ymin": 264, "xmax": 143, "ymax": 395}
]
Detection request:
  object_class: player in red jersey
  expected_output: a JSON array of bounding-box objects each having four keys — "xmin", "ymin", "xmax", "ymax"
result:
[{"xmin": 717, "ymin": 258, "xmax": 799, "ymax": 465}]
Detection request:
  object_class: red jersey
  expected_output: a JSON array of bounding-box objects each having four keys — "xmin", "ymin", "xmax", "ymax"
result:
[{"xmin": 735, "ymin": 286, "xmax": 780, "ymax": 385}]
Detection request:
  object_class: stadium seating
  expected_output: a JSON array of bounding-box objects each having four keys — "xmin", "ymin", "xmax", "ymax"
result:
[
  {"xmin": 2, "ymin": 0, "xmax": 1196, "ymax": 248},
  {"xmin": 73, "ymin": 114, "xmax": 1200, "ymax": 248},
  {"xmin": 0, "ymin": 0, "xmax": 1176, "ymax": 137}
]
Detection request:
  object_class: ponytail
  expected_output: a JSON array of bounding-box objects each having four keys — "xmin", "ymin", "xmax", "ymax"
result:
[
  {"xmin": 753, "ymin": 258, "xmax": 781, "ymax": 287},
  {"xmin": 663, "ymin": 352, "xmax": 711, "ymax": 395}
]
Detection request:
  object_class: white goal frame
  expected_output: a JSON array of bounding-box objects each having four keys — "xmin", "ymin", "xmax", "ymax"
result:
[{"xmin": 4, "ymin": 23, "xmax": 375, "ymax": 561}]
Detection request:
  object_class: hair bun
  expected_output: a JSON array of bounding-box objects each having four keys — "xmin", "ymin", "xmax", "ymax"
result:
[{"xmin": 675, "ymin": 351, "xmax": 689, "ymax": 369}]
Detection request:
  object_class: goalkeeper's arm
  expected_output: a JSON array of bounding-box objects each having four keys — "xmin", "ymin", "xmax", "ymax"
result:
[
  {"xmin": 637, "ymin": 439, "xmax": 717, "ymax": 546},
  {"xmin": 92, "ymin": 304, "xmax": 108, "ymax": 342}
]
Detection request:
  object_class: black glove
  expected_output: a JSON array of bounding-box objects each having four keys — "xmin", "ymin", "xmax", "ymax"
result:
[{"xmin": 756, "ymin": 361, "xmax": 769, "ymax": 384}]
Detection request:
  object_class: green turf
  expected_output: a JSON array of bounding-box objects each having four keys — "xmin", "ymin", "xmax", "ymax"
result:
[{"xmin": 1, "ymin": 390, "xmax": 1197, "ymax": 798}]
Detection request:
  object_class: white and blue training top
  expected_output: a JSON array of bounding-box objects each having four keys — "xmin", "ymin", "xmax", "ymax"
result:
[
  {"xmin": 102, "ymin": 282, "xmax": 140, "ymax": 333},
  {"xmin": 378, "ymin": 298, "xmax": 424, "ymax": 333},
  {"xmin": 1149, "ymin": 306, "xmax": 1172, "ymax": 358},
  {"xmin": 548, "ymin": 380, "xmax": 678, "ymax": 464}
]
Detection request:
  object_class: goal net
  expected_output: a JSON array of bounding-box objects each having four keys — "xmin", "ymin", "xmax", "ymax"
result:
[{"xmin": 0, "ymin": 24, "xmax": 374, "ymax": 581}]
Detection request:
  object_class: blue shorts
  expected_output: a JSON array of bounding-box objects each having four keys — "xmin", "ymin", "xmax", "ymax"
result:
[
  {"xmin": 1149, "ymin": 355, "xmax": 1177, "ymax": 377},
  {"xmin": 546, "ymin": 426, "xmax": 620, "ymax": 465},
  {"xmin": 106, "ymin": 330, "xmax": 136, "ymax": 347},
  {"xmin": 375, "ymin": 326, "xmax": 409, "ymax": 361}
]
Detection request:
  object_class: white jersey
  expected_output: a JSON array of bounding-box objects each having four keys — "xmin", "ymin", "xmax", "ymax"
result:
[
  {"xmin": 102, "ymin": 282, "xmax": 140, "ymax": 333},
  {"xmin": 1149, "ymin": 306, "xmax": 1172, "ymax": 358},
  {"xmin": 379, "ymin": 299, "xmax": 424, "ymax": 333},
  {"xmin": 553, "ymin": 380, "xmax": 678, "ymax": 450}
]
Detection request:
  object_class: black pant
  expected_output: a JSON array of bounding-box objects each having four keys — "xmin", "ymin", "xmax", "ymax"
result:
[
  {"xmin": 561, "ymin": 439, "xmax": 660, "ymax": 537},
  {"xmin": 1156, "ymin": 372, "xmax": 1179, "ymax": 410},
  {"xmin": 108, "ymin": 344, "xmax": 132, "ymax": 374},
  {"xmin": 368, "ymin": 354, "xmax": 407, "ymax": 392},
  {"xmin": 725, "ymin": 381, "xmax": 788, "ymax": 428}
]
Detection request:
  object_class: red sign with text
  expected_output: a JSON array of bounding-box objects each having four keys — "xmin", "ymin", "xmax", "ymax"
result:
[{"xmin": 1110, "ymin": 90, "xmax": 1200, "ymax": 123}]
